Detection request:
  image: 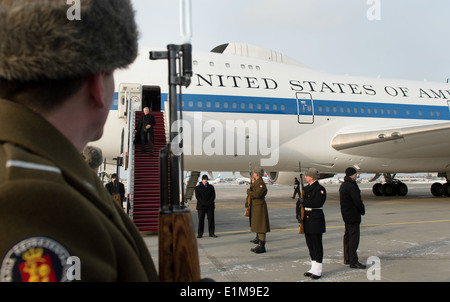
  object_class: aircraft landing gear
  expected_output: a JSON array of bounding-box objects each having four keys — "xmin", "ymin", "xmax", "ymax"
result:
[
  {"xmin": 372, "ymin": 173, "xmax": 408, "ymax": 197},
  {"xmin": 430, "ymin": 173, "xmax": 450, "ymax": 197}
]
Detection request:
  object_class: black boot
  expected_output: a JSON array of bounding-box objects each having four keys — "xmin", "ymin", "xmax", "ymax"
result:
[
  {"xmin": 251, "ymin": 241, "xmax": 266, "ymax": 253},
  {"xmin": 250, "ymin": 236, "xmax": 259, "ymax": 244}
]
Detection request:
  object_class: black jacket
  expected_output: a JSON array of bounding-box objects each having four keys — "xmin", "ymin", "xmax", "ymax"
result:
[
  {"xmin": 339, "ymin": 176, "xmax": 365, "ymax": 225},
  {"xmin": 137, "ymin": 113, "xmax": 156, "ymax": 137},
  {"xmin": 302, "ymin": 181, "xmax": 326, "ymax": 234},
  {"xmin": 195, "ymin": 182, "xmax": 216, "ymax": 210}
]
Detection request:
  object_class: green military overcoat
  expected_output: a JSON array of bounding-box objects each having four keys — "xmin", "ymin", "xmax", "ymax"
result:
[
  {"xmin": 0, "ymin": 100, "xmax": 158, "ymax": 282},
  {"xmin": 247, "ymin": 177, "xmax": 270, "ymax": 233}
]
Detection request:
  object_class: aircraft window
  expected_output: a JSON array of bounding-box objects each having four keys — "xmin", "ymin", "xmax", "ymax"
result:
[
  {"xmin": 406, "ymin": 109, "xmax": 410, "ymax": 115},
  {"xmin": 374, "ymin": 108, "xmax": 378, "ymax": 114},
  {"xmin": 206, "ymin": 101, "xmax": 212, "ymax": 108},
  {"xmin": 215, "ymin": 101, "xmax": 220, "ymax": 108},
  {"xmin": 386, "ymin": 109, "xmax": 391, "ymax": 115},
  {"xmin": 241, "ymin": 64, "xmax": 246, "ymax": 69},
  {"xmin": 248, "ymin": 65, "xmax": 253, "ymax": 70},
  {"xmin": 224, "ymin": 102, "xmax": 229, "ymax": 108},
  {"xmin": 360, "ymin": 108, "xmax": 365, "ymax": 114},
  {"xmin": 318, "ymin": 106, "xmax": 323, "ymax": 112},
  {"xmin": 225, "ymin": 63, "xmax": 231, "ymax": 68},
  {"xmin": 281, "ymin": 104, "xmax": 286, "ymax": 111},
  {"xmin": 367, "ymin": 108, "xmax": 372, "ymax": 114},
  {"xmin": 354, "ymin": 107, "xmax": 358, "ymax": 114},
  {"xmin": 346, "ymin": 107, "xmax": 351, "ymax": 114},
  {"xmin": 265, "ymin": 104, "xmax": 270, "ymax": 110},
  {"xmin": 193, "ymin": 60, "xmax": 198, "ymax": 65},
  {"xmin": 418, "ymin": 110, "xmax": 423, "ymax": 116},
  {"xmin": 340, "ymin": 106, "xmax": 344, "ymax": 113},
  {"xmin": 393, "ymin": 109, "xmax": 398, "ymax": 115},
  {"xmin": 209, "ymin": 62, "xmax": 215, "ymax": 67},
  {"xmin": 249, "ymin": 103, "xmax": 254, "ymax": 110},
  {"xmin": 325, "ymin": 106, "xmax": 330, "ymax": 113},
  {"xmin": 256, "ymin": 66, "xmax": 261, "ymax": 70},
  {"xmin": 273, "ymin": 104, "xmax": 278, "ymax": 110},
  {"xmin": 188, "ymin": 100, "xmax": 194, "ymax": 107},
  {"xmin": 232, "ymin": 102, "xmax": 237, "ymax": 109},
  {"xmin": 436, "ymin": 111, "xmax": 441, "ymax": 117},
  {"xmin": 430, "ymin": 111, "xmax": 434, "ymax": 117},
  {"xmin": 380, "ymin": 108, "xmax": 384, "ymax": 115},
  {"xmin": 257, "ymin": 103, "xmax": 262, "ymax": 110},
  {"xmin": 333, "ymin": 106, "xmax": 337, "ymax": 113},
  {"xmin": 197, "ymin": 101, "xmax": 203, "ymax": 108},
  {"xmin": 240, "ymin": 102, "xmax": 245, "ymax": 109}
]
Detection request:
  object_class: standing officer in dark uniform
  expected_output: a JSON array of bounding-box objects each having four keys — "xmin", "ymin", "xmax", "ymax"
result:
[
  {"xmin": 301, "ymin": 168, "xmax": 326, "ymax": 279},
  {"xmin": 195, "ymin": 175, "xmax": 217, "ymax": 238},
  {"xmin": 339, "ymin": 167, "xmax": 366, "ymax": 269},
  {"xmin": 136, "ymin": 107, "xmax": 156, "ymax": 155},
  {"xmin": 0, "ymin": 0, "xmax": 158, "ymax": 282}
]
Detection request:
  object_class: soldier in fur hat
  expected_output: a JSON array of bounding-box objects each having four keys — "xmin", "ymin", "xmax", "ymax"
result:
[
  {"xmin": 247, "ymin": 168, "xmax": 270, "ymax": 253},
  {"xmin": 0, "ymin": 0, "xmax": 158, "ymax": 281}
]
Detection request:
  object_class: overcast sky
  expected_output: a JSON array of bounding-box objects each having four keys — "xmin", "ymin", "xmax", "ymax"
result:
[{"xmin": 132, "ymin": 0, "xmax": 450, "ymax": 83}]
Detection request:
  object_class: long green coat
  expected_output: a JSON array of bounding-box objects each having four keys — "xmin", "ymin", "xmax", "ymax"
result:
[
  {"xmin": 0, "ymin": 100, "xmax": 158, "ymax": 282},
  {"xmin": 247, "ymin": 177, "xmax": 270, "ymax": 233}
]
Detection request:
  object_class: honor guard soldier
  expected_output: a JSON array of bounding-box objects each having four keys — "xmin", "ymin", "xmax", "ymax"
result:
[
  {"xmin": 247, "ymin": 168, "xmax": 271, "ymax": 253},
  {"xmin": 301, "ymin": 168, "xmax": 326, "ymax": 279},
  {"xmin": 0, "ymin": 0, "xmax": 158, "ymax": 282}
]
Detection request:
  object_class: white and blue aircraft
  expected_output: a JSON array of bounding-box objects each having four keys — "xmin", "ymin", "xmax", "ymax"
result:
[{"xmin": 95, "ymin": 42, "xmax": 450, "ymax": 197}]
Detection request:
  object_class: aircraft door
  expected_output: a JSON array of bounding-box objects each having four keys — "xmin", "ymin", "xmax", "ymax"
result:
[
  {"xmin": 118, "ymin": 83, "xmax": 142, "ymax": 118},
  {"xmin": 296, "ymin": 92, "xmax": 314, "ymax": 124}
]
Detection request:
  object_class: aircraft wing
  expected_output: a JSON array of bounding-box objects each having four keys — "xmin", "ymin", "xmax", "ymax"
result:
[{"xmin": 331, "ymin": 122, "xmax": 450, "ymax": 158}]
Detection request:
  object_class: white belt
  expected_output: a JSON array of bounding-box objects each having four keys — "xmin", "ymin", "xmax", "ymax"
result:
[{"xmin": 304, "ymin": 207, "xmax": 322, "ymax": 211}]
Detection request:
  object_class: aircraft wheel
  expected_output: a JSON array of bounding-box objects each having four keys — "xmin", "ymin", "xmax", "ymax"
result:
[
  {"xmin": 397, "ymin": 183, "xmax": 408, "ymax": 196},
  {"xmin": 431, "ymin": 182, "xmax": 443, "ymax": 197},
  {"xmin": 372, "ymin": 183, "xmax": 383, "ymax": 196},
  {"xmin": 382, "ymin": 183, "xmax": 396, "ymax": 196},
  {"xmin": 443, "ymin": 183, "xmax": 450, "ymax": 197}
]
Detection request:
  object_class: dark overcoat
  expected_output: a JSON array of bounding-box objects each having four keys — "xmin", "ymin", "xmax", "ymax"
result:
[
  {"xmin": 339, "ymin": 176, "xmax": 365, "ymax": 225},
  {"xmin": 195, "ymin": 182, "xmax": 216, "ymax": 210}
]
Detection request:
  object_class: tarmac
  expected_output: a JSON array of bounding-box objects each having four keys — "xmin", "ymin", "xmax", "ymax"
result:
[{"xmin": 143, "ymin": 181, "xmax": 450, "ymax": 283}]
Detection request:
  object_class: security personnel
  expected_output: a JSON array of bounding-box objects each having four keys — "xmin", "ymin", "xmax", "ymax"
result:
[
  {"xmin": 195, "ymin": 175, "xmax": 217, "ymax": 238},
  {"xmin": 302, "ymin": 168, "xmax": 326, "ymax": 279},
  {"xmin": 339, "ymin": 167, "xmax": 366, "ymax": 269},
  {"xmin": 247, "ymin": 168, "xmax": 270, "ymax": 253},
  {"xmin": 0, "ymin": 0, "xmax": 158, "ymax": 282}
]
